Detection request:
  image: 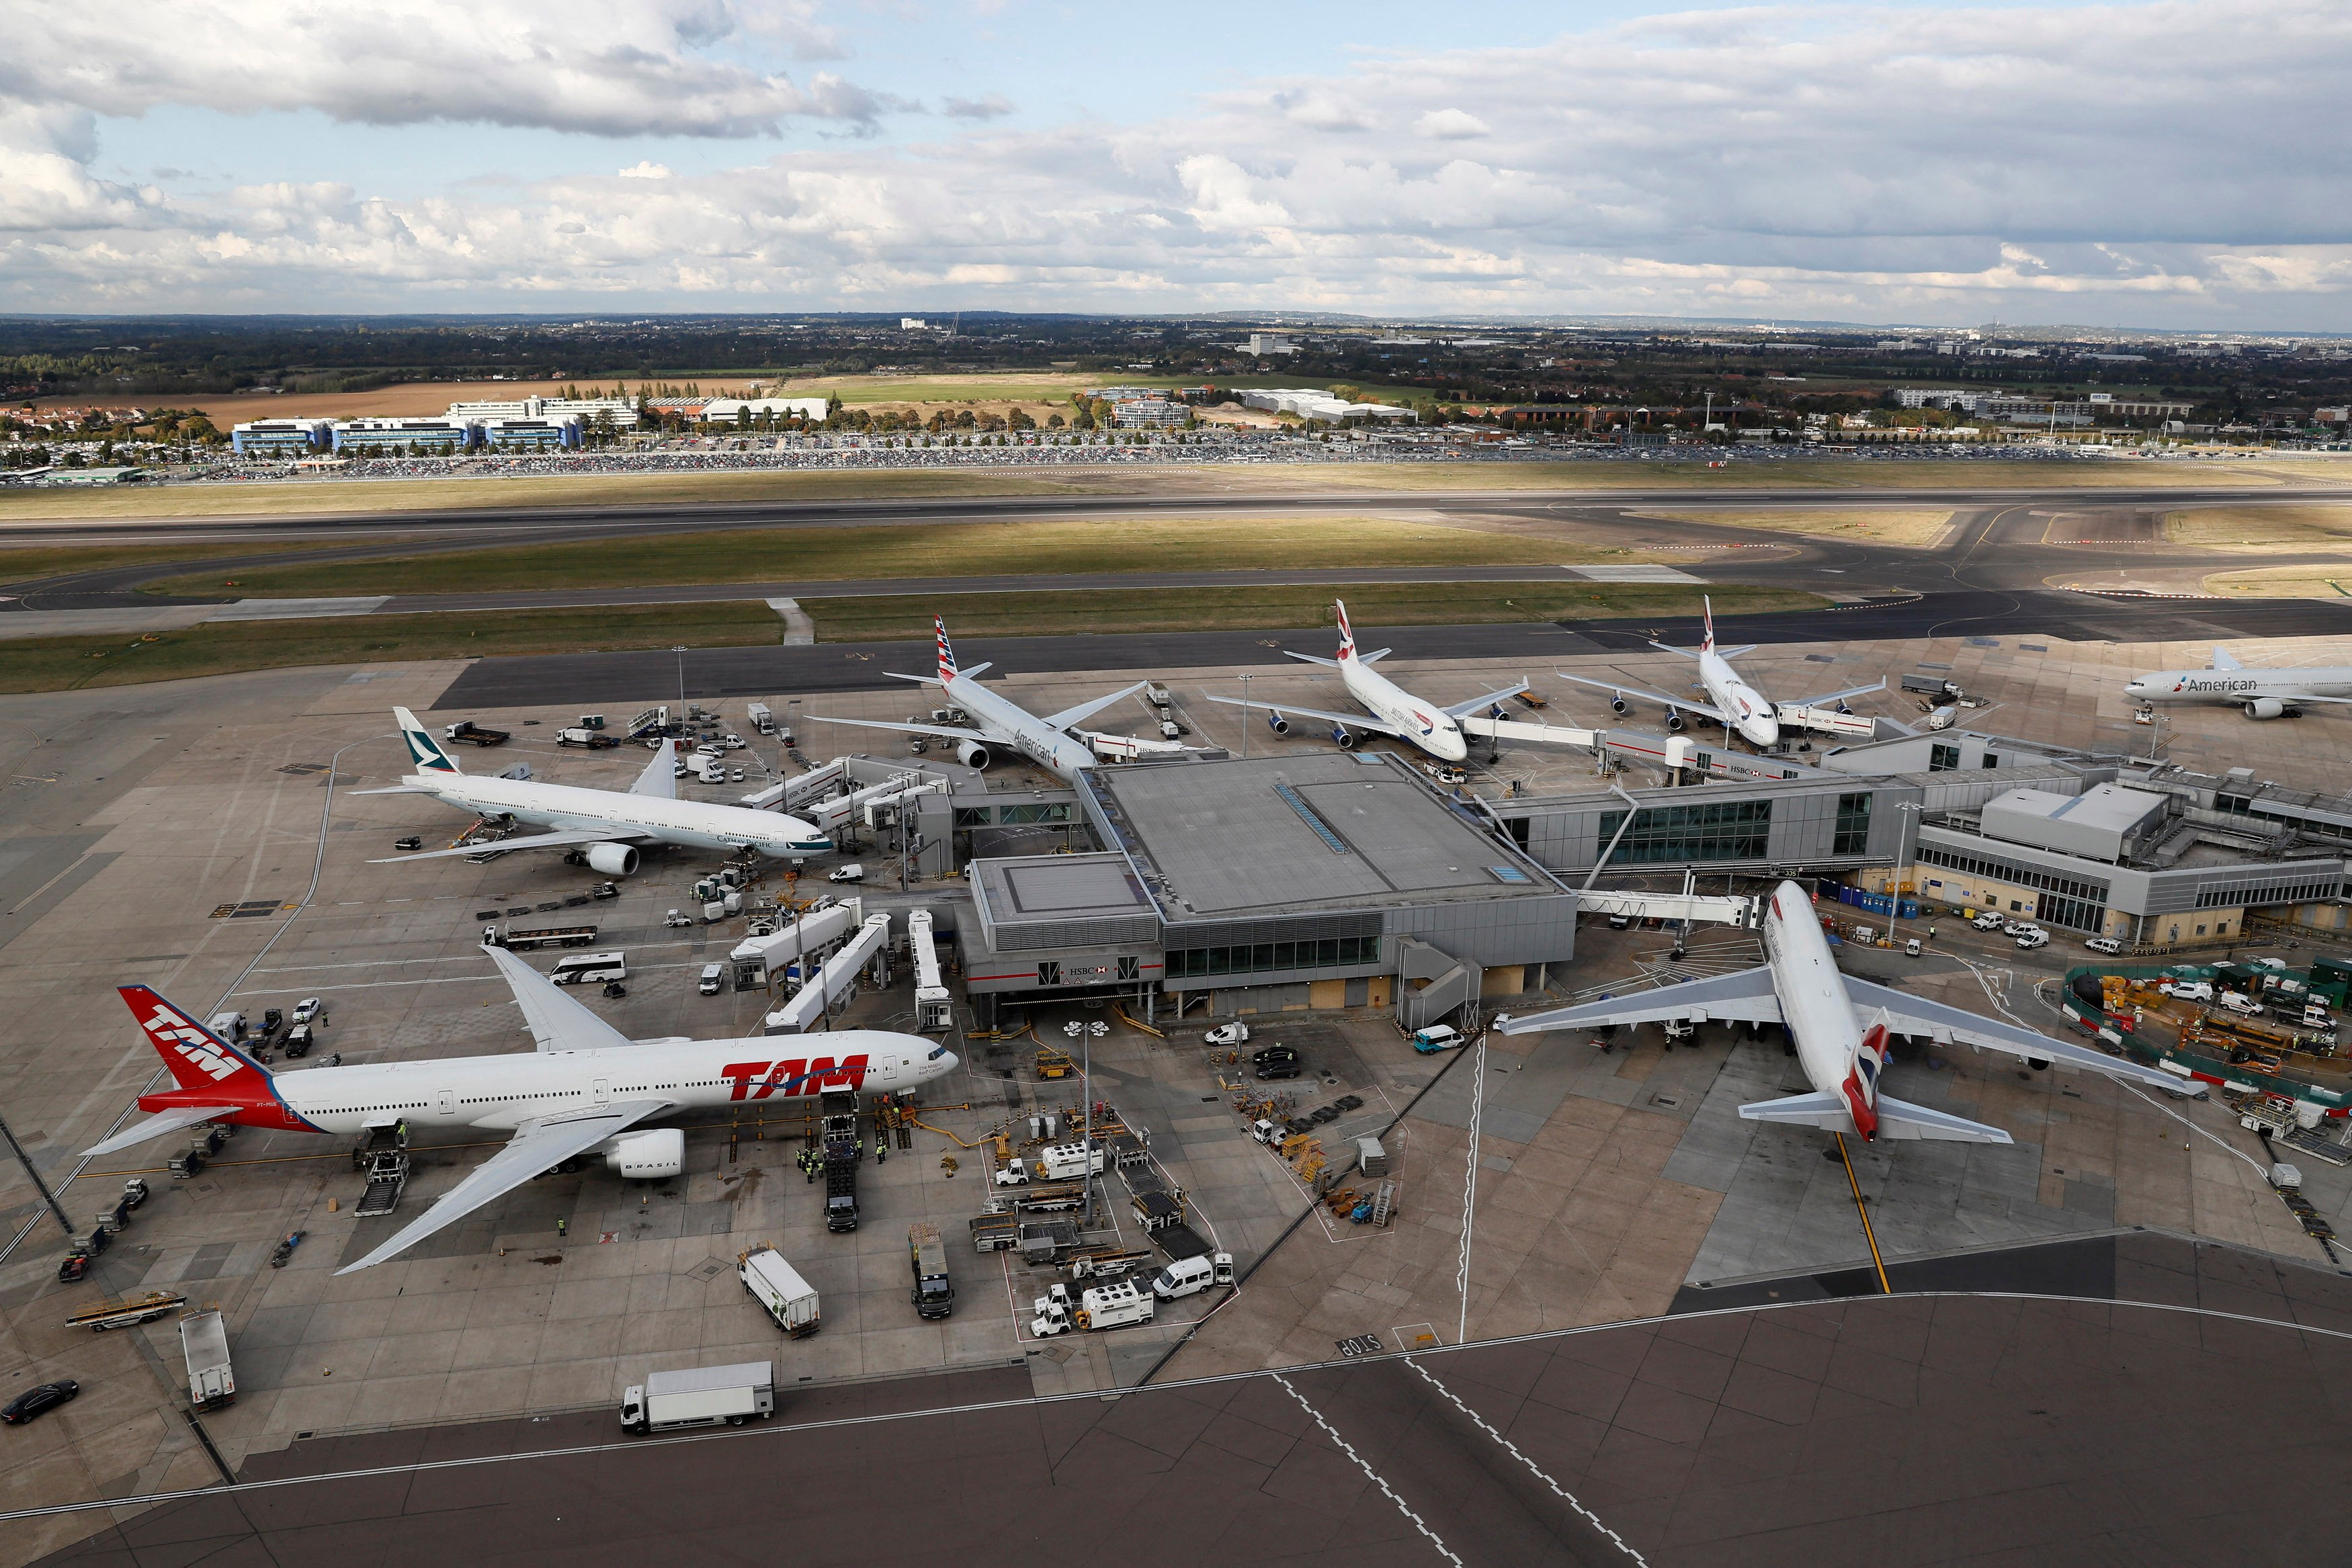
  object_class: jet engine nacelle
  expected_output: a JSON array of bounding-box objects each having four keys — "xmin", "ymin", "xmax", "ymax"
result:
[
  {"xmin": 585, "ymin": 842, "xmax": 640, "ymax": 877},
  {"xmin": 1267, "ymin": 710, "xmax": 1290, "ymax": 736},
  {"xmin": 1609, "ymin": 692, "xmax": 1630, "ymax": 716},
  {"xmin": 600, "ymin": 1128, "xmax": 683, "ymax": 1179},
  {"xmin": 1330, "ymin": 725, "xmax": 1357, "ymax": 750},
  {"xmin": 1665, "ymin": 707, "xmax": 1685, "ymax": 732},
  {"xmin": 956, "ymin": 740, "xmax": 993, "ymax": 770},
  {"xmin": 2242, "ymin": 698, "xmax": 2287, "ymax": 721}
]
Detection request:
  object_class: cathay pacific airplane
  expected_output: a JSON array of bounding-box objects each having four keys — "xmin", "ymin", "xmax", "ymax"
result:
[
  {"xmin": 1204, "ymin": 600, "xmax": 1529, "ymax": 763},
  {"xmin": 85, "ymin": 953, "xmax": 954, "ymax": 1273},
  {"xmin": 365, "ymin": 707, "xmax": 832, "ymax": 875}
]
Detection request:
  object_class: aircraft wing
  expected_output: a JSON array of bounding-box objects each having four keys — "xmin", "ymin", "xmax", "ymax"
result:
[
  {"xmin": 481, "ymin": 944, "xmax": 634, "ymax": 1053},
  {"xmin": 1497, "ymin": 965, "xmax": 1784, "ymax": 1034},
  {"xmin": 369, "ymin": 828, "xmax": 640, "ymax": 864},
  {"xmin": 81, "ymin": 1104, "xmax": 243, "ymax": 1159},
  {"xmin": 1202, "ymin": 694, "xmax": 1411, "ymax": 741},
  {"xmin": 1552, "ymin": 672, "xmax": 1732, "ymax": 726},
  {"xmin": 1838, "ymin": 975, "xmax": 2183, "ymax": 1087},
  {"xmin": 804, "ymin": 715, "xmax": 1019, "ymax": 746},
  {"xmin": 630, "ymin": 744, "xmax": 676, "ymax": 799},
  {"xmin": 1284, "ymin": 648, "xmax": 1388, "ymax": 668},
  {"xmin": 1442, "ymin": 681, "xmax": 1533, "ymax": 720},
  {"xmin": 335, "ymin": 1098, "xmax": 670, "ymax": 1274},
  {"xmin": 1040, "ymin": 681, "xmax": 1154, "ymax": 732},
  {"xmin": 1787, "ymin": 679, "xmax": 1886, "ymax": 709},
  {"xmin": 2238, "ymin": 687, "xmax": 2352, "ymax": 706}
]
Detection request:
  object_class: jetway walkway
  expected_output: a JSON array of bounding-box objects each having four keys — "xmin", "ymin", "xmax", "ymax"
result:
[
  {"xmin": 764, "ymin": 912, "xmax": 893, "ymax": 1033},
  {"xmin": 1576, "ymin": 887, "xmax": 1760, "ymax": 928}
]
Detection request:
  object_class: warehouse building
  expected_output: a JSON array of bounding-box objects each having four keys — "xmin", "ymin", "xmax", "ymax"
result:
[{"xmin": 951, "ymin": 752, "xmax": 1577, "ymax": 1029}]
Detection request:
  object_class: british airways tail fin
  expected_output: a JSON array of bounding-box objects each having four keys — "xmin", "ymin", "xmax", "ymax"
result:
[
  {"xmin": 394, "ymin": 707, "xmax": 460, "ymax": 775},
  {"xmin": 1334, "ymin": 599, "xmax": 1356, "ymax": 663},
  {"xmin": 1700, "ymin": 595, "xmax": 1716, "ymax": 654}
]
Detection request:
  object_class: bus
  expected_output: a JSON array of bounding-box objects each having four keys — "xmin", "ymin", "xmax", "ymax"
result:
[{"xmin": 550, "ymin": 951, "xmax": 627, "ymax": 986}]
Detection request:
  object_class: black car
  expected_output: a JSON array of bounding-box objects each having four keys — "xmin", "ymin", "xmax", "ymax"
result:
[
  {"xmin": 3, "ymin": 1381, "xmax": 78, "ymax": 1424},
  {"xmin": 1254, "ymin": 1061, "xmax": 1301, "ymax": 1081},
  {"xmin": 1251, "ymin": 1045, "xmax": 1299, "ymax": 1066}
]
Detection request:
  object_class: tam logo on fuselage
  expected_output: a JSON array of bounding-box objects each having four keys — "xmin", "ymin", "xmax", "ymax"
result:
[
  {"xmin": 141, "ymin": 1004, "xmax": 241, "ymax": 1081},
  {"xmin": 720, "ymin": 1055, "xmax": 870, "ymax": 1100}
]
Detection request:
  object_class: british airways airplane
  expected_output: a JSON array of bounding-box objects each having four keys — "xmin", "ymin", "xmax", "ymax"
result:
[
  {"xmin": 1556, "ymin": 597, "xmax": 1882, "ymax": 748},
  {"xmin": 1204, "ymin": 599, "xmax": 1529, "ymax": 763},
  {"xmin": 83, "ymin": 952, "xmax": 954, "ymax": 1274}
]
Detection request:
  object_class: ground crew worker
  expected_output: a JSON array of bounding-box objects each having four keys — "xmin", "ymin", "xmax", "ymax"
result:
[{"xmin": 555, "ymin": 1217, "xmax": 567, "ymax": 1237}]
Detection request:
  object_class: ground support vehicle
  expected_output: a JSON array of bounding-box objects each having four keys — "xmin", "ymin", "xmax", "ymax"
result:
[
  {"xmin": 443, "ymin": 722, "xmax": 511, "ymax": 747},
  {"xmin": 180, "ymin": 1309, "xmax": 235, "ymax": 1410},
  {"xmin": 739, "ymin": 1245, "xmax": 821, "ymax": 1336},
  {"xmin": 1073, "ymin": 1280, "xmax": 1154, "ymax": 1331},
  {"xmin": 619, "ymin": 1362, "xmax": 775, "ymax": 1433},
  {"xmin": 66, "ymin": 1291, "xmax": 186, "ymax": 1332},
  {"xmin": 485, "ymin": 923, "xmax": 599, "ymax": 951},
  {"xmin": 909, "ymin": 1223, "xmax": 954, "ymax": 1319}
]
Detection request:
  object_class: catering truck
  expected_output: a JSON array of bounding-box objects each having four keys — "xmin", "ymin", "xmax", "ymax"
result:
[
  {"xmin": 179, "ymin": 1308, "xmax": 235, "ymax": 1410},
  {"xmin": 739, "ymin": 1245, "xmax": 821, "ymax": 1338},
  {"xmin": 908, "ymin": 1222, "xmax": 954, "ymax": 1320},
  {"xmin": 619, "ymin": 1362, "xmax": 775, "ymax": 1434}
]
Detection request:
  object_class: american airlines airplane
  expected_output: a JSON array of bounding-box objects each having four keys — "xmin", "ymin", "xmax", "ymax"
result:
[
  {"xmin": 1556, "ymin": 598, "xmax": 1883, "ymax": 748},
  {"xmin": 808, "ymin": 617, "xmax": 1177, "ymax": 783},
  {"xmin": 2127, "ymin": 646, "xmax": 2352, "ymax": 720},
  {"xmin": 83, "ymin": 951, "xmax": 955, "ymax": 1273},
  {"xmin": 366, "ymin": 707, "xmax": 832, "ymax": 875},
  {"xmin": 1203, "ymin": 600, "xmax": 1529, "ymax": 763},
  {"xmin": 1498, "ymin": 880, "xmax": 2181, "ymax": 1144}
]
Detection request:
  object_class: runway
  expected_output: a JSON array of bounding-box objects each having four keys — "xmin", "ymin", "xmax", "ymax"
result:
[{"xmin": 431, "ymin": 590, "xmax": 2352, "ymax": 709}]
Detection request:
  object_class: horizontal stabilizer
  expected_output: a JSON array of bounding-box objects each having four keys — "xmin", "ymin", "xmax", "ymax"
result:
[
  {"xmin": 1873, "ymin": 1094, "xmax": 2014, "ymax": 1143},
  {"xmin": 1284, "ymin": 650, "xmax": 1341, "ymax": 668},
  {"xmin": 349, "ymin": 785, "xmax": 435, "ymax": 795},
  {"xmin": 1736, "ymin": 1091, "xmax": 1851, "ymax": 1131}
]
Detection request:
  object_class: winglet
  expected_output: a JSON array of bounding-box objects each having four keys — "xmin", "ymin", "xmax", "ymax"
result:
[{"xmin": 394, "ymin": 706, "xmax": 460, "ymax": 775}]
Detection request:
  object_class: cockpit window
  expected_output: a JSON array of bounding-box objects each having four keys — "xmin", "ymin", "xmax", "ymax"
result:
[{"xmin": 927, "ymin": 1045, "xmax": 950, "ymax": 1060}]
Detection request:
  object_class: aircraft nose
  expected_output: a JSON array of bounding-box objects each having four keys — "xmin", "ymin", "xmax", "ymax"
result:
[
  {"xmin": 1753, "ymin": 715, "xmax": 1781, "ymax": 746},
  {"xmin": 1439, "ymin": 733, "xmax": 1469, "ymax": 761}
]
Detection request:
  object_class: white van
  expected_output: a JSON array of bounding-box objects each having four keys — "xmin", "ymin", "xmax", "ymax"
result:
[
  {"xmin": 1151, "ymin": 1252, "xmax": 1235, "ymax": 1299},
  {"xmin": 206, "ymin": 1011, "xmax": 247, "ymax": 1043},
  {"xmin": 827, "ymin": 863, "xmax": 865, "ymax": 883},
  {"xmin": 698, "ymin": 963, "xmax": 724, "ymax": 996},
  {"xmin": 2218, "ymin": 991, "xmax": 2263, "ymax": 1016}
]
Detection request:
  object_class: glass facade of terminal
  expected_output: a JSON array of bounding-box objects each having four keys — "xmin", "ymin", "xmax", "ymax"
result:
[
  {"xmin": 1598, "ymin": 798, "xmax": 1773, "ymax": 865},
  {"xmin": 1164, "ymin": 934, "xmax": 1380, "ymax": 978}
]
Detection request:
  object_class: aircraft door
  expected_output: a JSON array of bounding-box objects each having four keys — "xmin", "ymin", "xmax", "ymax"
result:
[
  {"xmin": 593, "ymin": 1077, "xmax": 611, "ymax": 1106},
  {"xmin": 436, "ymin": 1088, "xmax": 456, "ymax": 1116}
]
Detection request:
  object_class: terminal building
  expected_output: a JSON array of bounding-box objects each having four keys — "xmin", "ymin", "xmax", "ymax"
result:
[{"xmin": 230, "ymin": 418, "xmax": 332, "ymax": 455}]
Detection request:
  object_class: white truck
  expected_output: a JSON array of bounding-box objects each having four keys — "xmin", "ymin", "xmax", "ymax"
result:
[
  {"xmin": 1031, "ymin": 1279, "xmax": 1157, "ymax": 1336},
  {"xmin": 747, "ymin": 703, "xmax": 775, "ymax": 735},
  {"xmin": 620, "ymin": 1361, "xmax": 776, "ymax": 1433},
  {"xmin": 1034, "ymin": 1143, "xmax": 1105, "ymax": 1182},
  {"xmin": 179, "ymin": 1308, "xmax": 235, "ymax": 1410},
  {"xmin": 738, "ymin": 1245, "xmax": 821, "ymax": 1338}
]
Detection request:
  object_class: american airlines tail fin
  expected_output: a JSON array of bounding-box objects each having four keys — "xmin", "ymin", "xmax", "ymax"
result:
[
  {"xmin": 1334, "ymin": 599, "xmax": 1356, "ymax": 663},
  {"xmin": 2214, "ymin": 646, "xmax": 2242, "ymax": 671},
  {"xmin": 935, "ymin": 615, "xmax": 958, "ymax": 682},
  {"xmin": 118, "ymin": 985, "xmax": 274, "ymax": 1096},
  {"xmin": 394, "ymin": 706, "xmax": 461, "ymax": 775}
]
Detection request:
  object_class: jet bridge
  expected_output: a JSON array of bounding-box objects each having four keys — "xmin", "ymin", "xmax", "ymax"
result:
[
  {"xmin": 763, "ymin": 913, "xmax": 893, "ymax": 1034},
  {"xmin": 730, "ymin": 900, "xmax": 861, "ymax": 981},
  {"xmin": 909, "ymin": 909, "xmax": 952, "ymax": 1031},
  {"xmin": 1577, "ymin": 887, "xmax": 1760, "ymax": 928},
  {"xmin": 1458, "ymin": 713, "xmax": 1605, "ymax": 748},
  {"xmin": 738, "ymin": 758, "xmax": 847, "ymax": 812}
]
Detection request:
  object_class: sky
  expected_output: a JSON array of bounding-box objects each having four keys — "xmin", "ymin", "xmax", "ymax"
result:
[{"xmin": 4, "ymin": 0, "xmax": 2349, "ymax": 329}]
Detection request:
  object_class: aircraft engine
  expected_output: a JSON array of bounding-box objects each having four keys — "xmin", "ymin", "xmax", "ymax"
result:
[
  {"xmin": 956, "ymin": 740, "xmax": 993, "ymax": 770},
  {"xmin": 2242, "ymin": 698, "xmax": 2287, "ymax": 721},
  {"xmin": 600, "ymin": 1128, "xmax": 683, "ymax": 1179},
  {"xmin": 1665, "ymin": 707, "xmax": 1686, "ymax": 732},
  {"xmin": 1330, "ymin": 725, "xmax": 1357, "ymax": 750},
  {"xmin": 1267, "ymin": 709, "xmax": 1290, "ymax": 736},
  {"xmin": 1609, "ymin": 692, "xmax": 1630, "ymax": 715},
  {"xmin": 585, "ymin": 842, "xmax": 640, "ymax": 877},
  {"xmin": 2026, "ymin": 1057, "xmax": 2050, "ymax": 1072}
]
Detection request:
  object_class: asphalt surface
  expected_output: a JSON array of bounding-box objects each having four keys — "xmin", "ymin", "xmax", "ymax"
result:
[
  {"xmin": 34, "ymin": 1231, "xmax": 2352, "ymax": 1567},
  {"xmin": 431, "ymin": 592, "xmax": 2352, "ymax": 709}
]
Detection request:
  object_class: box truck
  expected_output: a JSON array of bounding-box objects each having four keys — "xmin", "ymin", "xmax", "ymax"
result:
[
  {"xmin": 908, "ymin": 1222, "xmax": 954, "ymax": 1320},
  {"xmin": 738, "ymin": 1245, "xmax": 820, "ymax": 1337},
  {"xmin": 179, "ymin": 1308, "xmax": 235, "ymax": 1410},
  {"xmin": 619, "ymin": 1362, "xmax": 775, "ymax": 1433}
]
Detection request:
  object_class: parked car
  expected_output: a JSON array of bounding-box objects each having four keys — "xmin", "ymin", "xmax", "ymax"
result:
[
  {"xmin": 2162, "ymin": 979, "xmax": 2214, "ymax": 1002},
  {"xmin": 1254, "ymin": 1059, "xmax": 1302, "ymax": 1081},
  {"xmin": 291, "ymin": 996, "xmax": 326, "ymax": 1025},
  {"xmin": 1251, "ymin": 1045, "xmax": 1299, "ymax": 1067},
  {"xmin": 2250, "ymin": 957, "xmax": 2288, "ymax": 973},
  {"xmin": 2218, "ymin": 991, "xmax": 2263, "ymax": 1016},
  {"xmin": 2001, "ymin": 920, "xmax": 2035, "ymax": 938},
  {"xmin": 2085, "ymin": 937, "xmax": 2124, "ymax": 955},
  {"xmin": 1204, "ymin": 1021, "xmax": 1250, "ymax": 1047},
  {"xmin": 2, "ymin": 1381, "xmax": 78, "ymax": 1424},
  {"xmin": 698, "ymin": 963, "xmax": 724, "ymax": 996},
  {"xmin": 1971, "ymin": 911, "xmax": 2006, "ymax": 931},
  {"xmin": 2014, "ymin": 930, "xmax": 2050, "ymax": 951}
]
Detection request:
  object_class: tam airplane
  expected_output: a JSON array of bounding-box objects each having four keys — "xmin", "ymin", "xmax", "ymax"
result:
[
  {"xmin": 2126, "ymin": 645, "xmax": 2352, "ymax": 720},
  {"xmin": 1498, "ymin": 880, "xmax": 2181, "ymax": 1143},
  {"xmin": 84, "ymin": 949, "xmax": 955, "ymax": 1273},
  {"xmin": 1556, "ymin": 597, "xmax": 1883, "ymax": 748},
  {"xmin": 1204, "ymin": 599, "xmax": 1530, "ymax": 763},
  {"xmin": 808, "ymin": 617, "xmax": 1179, "ymax": 782},
  {"xmin": 365, "ymin": 707, "xmax": 832, "ymax": 875}
]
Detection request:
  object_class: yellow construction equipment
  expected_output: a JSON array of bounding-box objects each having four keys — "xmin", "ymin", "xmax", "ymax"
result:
[{"xmin": 1036, "ymin": 1048, "xmax": 1075, "ymax": 1080}]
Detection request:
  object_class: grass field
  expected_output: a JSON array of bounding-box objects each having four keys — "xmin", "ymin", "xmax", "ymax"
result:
[
  {"xmin": 0, "ymin": 540, "xmax": 351, "ymax": 586},
  {"xmin": 1633, "ymin": 508, "xmax": 1957, "ymax": 547},
  {"xmin": 3, "ymin": 454, "xmax": 2332, "ymax": 527},
  {"xmin": 800, "ymin": 582, "xmax": 1821, "ymax": 642},
  {"xmin": 143, "ymin": 517, "xmax": 1623, "ymax": 598},
  {"xmin": 2201, "ymin": 566, "xmax": 2352, "ymax": 599},
  {"xmin": 0, "ymin": 602, "xmax": 786, "ymax": 694},
  {"xmin": 2165, "ymin": 505, "xmax": 2352, "ymax": 551}
]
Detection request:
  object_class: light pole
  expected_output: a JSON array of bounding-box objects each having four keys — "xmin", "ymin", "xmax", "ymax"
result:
[
  {"xmin": 671, "ymin": 646, "xmax": 689, "ymax": 709},
  {"xmin": 1239, "ymin": 672, "xmax": 1251, "ymax": 759},
  {"xmin": 1892, "ymin": 799, "xmax": 1924, "ymax": 947}
]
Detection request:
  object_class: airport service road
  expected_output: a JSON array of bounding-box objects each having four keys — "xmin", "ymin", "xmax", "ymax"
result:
[{"xmin": 431, "ymin": 590, "xmax": 2352, "ymax": 709}]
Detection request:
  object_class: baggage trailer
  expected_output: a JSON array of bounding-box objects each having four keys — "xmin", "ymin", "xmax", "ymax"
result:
[
  {"xmin": 485, "ymin": 923, "xmax": 599, "ymax": 951},
  {"xmin": 66, "ymin": 1290, "xmax": 186, "ymax": 1333},
  {"xmin": 908, "ymin": 1222, "xmax": 954, "ymax": 1320},
  {"xmin": 739, "ymin": 1244, "xmax": 821, "ymax": 1337},
  {"xmin": 620, "ymin": 1361, "xmax": 775, "ymax": 1434},
  {"xmin": 179, "ymin": 1308, "xmax": 235, "ymax": 1410}
]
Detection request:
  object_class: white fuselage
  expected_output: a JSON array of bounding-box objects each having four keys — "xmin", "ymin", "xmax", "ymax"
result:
[
  {"xmin": 946, "ymin": 672, "xmax": 1105, "ymax": 781},
  {"xmin": 1759, "ymin": 881, "xmax": 1866, "ymax": 1126},
  {"xmin": 1339, "ymin": 655, "xmax": 1469, "ymax": 762},
  {"xmin": 267, "ymin": 1031, "xmax": 952, "ymax": 1137},
  {"xmin": 413, "ymin": 771, "xmax": 833, "ymax": 855},
  {"xmin": 1700, "ymin": 648, "xmax": 1781, "ymax": 748},
  {"xmin": 2126, "ymin": 668, "xmax": 2352, "ymax": 705}
]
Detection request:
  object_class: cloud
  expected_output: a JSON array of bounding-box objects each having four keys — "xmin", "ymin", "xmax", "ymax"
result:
[
  {"xmin": 619, "ymin": 163, "xmax": 675, "ymax": 180},
  {"xmin": 11, "ymin": 1, "xmax": 2352, "ymax": 324},
  {"xmin": 942, "ymin": 95, "xmax": 1015, "ymax": 120}
]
